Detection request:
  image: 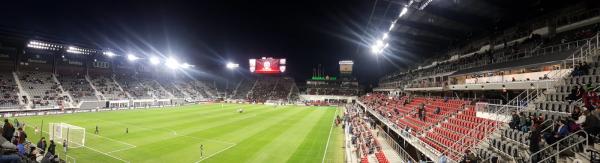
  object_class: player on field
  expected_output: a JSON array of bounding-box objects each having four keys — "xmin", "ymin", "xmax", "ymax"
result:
[
  {"xmin": 95, "ymin": 125, "xmax": 99, "ymax": 134},
  {"xmin": 63, "ymin": 139, "xmax": 68, "ymax": 153},
  {"xmin": 200, "ymin": 144, "xmax": 204, "ymax": 157}
]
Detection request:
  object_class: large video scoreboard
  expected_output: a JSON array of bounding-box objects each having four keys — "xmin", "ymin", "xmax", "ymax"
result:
[{"xmin": 249, "ymin": 57, "xmax": 286, "ymax": 74}]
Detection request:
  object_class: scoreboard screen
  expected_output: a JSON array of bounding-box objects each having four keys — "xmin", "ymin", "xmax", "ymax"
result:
[{"xmin": 249, "ymin": 57, "xmax": 286, "ymax": 74}]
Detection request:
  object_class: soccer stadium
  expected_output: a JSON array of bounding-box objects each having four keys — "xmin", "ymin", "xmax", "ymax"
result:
[{"xmin": 0, "ymin": 0, "xmax": 600, "ymax": 163}]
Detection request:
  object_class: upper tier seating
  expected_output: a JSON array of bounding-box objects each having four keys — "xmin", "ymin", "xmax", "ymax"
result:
[
  {"xmin": 0, "ymin": 72, "xmax": 19, "ymax": 108},
  {"xmin": 158, "ymin": 80, "xmax": 185, "ymax": 98},
  {"xmin": 233, "ymin": 79, "xmax": 255, "ymax": 99},
  {"xmin": 139, "ymin": 79, "xmax": 170, "ymax": 99},
  {"xmin": 173, "ymin": 81, "xmax": 202, "ymax": 100},
  {"xmin": 248, "ymin": 78, "xmax": 278, "ymax": 102},
  {"xmin": 90, "ymin": 75, "xmax": 127, "ymax": 100},
  {"xmin": 115, "ymin": 74, "xmax": 151, "ymax": 99},
  {"xmin": 58, "ymin": 74, "xmax": 96, "ymax": 101},
  {"xmin": 19, "ymin": 71, "xmax": 65, "ymax": 108}
]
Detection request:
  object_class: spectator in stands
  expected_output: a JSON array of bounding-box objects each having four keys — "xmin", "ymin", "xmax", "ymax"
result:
[
  {"xmin": 572, "ymin": 107, "xmax": 582, "ymax": 121},
  {"xmin": 530, "ymin": 125, "xmax": 541, "ymax": 163},
  {"xmin": 544, "ymin": 119, "xmax": 569, "ymax": 145},
  {"xmin": 583, "ymin": 89, "xmax": 598, "ymax": 110},
  {"xmin": 2, "ymin": 119, "xmax": 14, "ymax": 142},
  {"xmin": 509, "ymin": 111, "xmax": 519, "ymax": 129},
  {"xmin": 47, "ymin": 140, "xmax": 56, "ymax": 155},
  {"xmin": 37, "ymin": 137, "xmax": 47, "ymax": 152},
  {"xmin": 434, "ymin": 107, "xmax": 441, "ymax": 114},
  {"xmin": 16, "ymin": 127, "xmax": 26, "ymax": 144},
  {"xmin": 566, "ymin": 89, "xmax": 580, "ymax": 103},
  {"xmin": 583, "ymin": 110, "xmax": 600, "ymax": 144},
  {"xmin": 518, "ymin": 112, "xmax": 529, "ymax": 132},
  {"xmin": 460, "ymin": 150, "xmax": 478, "ymax": 163}
]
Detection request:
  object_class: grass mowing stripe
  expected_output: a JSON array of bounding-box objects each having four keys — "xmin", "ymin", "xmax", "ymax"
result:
[
  {"xmin": 120, "ymin": 106, "xmax": 303, "ymax": 162},
  {"xmin": 286, "ymin": 108, "xmax": 338, "ymax": 163},
  {"xmin": 243, "ymin": 109, "xmax": 327, "ymax": 163},
  {"xmin": 199, "ymin": 108, "xmax": 313, "ymax": 163},
  {"xmin": 13, "ymin": 104, "xmax": 346, "ymax": 163}
]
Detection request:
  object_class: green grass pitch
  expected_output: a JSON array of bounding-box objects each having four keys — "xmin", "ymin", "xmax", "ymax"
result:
[{"xmin": 16, "ymin": 103, "xmax": 346, "ymax": 163}]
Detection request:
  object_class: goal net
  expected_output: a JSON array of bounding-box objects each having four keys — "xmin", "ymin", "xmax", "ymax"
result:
[{"xmin": 49, "ymin": 123, "xmax": 86, "ymax": 148}]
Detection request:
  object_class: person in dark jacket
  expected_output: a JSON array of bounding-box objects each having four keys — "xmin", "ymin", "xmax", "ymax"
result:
[
  {"xmin": 47, "ymin": 140, "xmax": 56, "ymax": 155},
  {"xmin": 529, "ymin": 125, "xmax": 541, "ymax": 163},
  {"xmin": 2, "ymin": 119, "xmax": 14, "ymax": 141},
  {"xmin": 37, "ymin": 137, "xmax": 47, "ymax": 152}
]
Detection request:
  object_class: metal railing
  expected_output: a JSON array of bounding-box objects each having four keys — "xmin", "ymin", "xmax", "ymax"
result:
[
  {"xmin": 530, "ymin": 129, "xmax": 589, "ymax": 163},
  {"xmin": 445, "ymin": 88, "xmax": 541, "ymax": 162},
  {"xmin": 377, "ymin": 125, "xmax": 417, "ymax": 163}
]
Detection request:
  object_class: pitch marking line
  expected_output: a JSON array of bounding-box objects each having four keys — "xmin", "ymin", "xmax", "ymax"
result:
[
  {"xmin": 322, "ymin": 108, "xmax": 339, "ymax": 163},
  {"xmin": 87, "ymin": 132, "xmax": 137, "ymax": 148},
  {"xmin": 194, "ymin": 143, "xmax": 237, "ymax": 163},
  {"xmin": 26, "ymin": 125, "xmax": 130, "ymax": 163}
]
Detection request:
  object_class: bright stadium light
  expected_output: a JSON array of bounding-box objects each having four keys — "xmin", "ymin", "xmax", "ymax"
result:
[
  {"xmin": 226, "ymin": 62, "xmax": 239, "ymax": 69},
  {"xmin": 371, "ymin": 40, "xmax": 385, "ymax": 54},
  {"xmin": 127, "ymin": 54, "xmax": 138, "ymax": 61},
  {"xmin": 103, "ymin": 51, "xmax": 116, "ymax": 57},
  {"xmin": 165, "ymin": 57, "xmax": 179, "ymax": 69},
  {"xmin": 150, "ymin": 56, "xmax": 160, "ymax": 65},
  {"xmin": 382, "ymin": 33, "xmax": 389, "ymax": 40},
  {"xmin": 399, "ymin": 7, "xmax": 408, "ymax": 17}
]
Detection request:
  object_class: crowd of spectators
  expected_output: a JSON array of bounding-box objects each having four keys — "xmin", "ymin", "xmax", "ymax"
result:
[
  {"xmin": 247, "ymin": 78, "xmax": 297, "ymax": 102},
  {"xmin": 0, "ymin": 73, "xmax": 19, "ymax": 108},
  {"xmin": 90, "ymin": 75, "xmax": 127, "ymax": 100},
  {"xmin": 232, "ymin": 79, "xmax": 255, "ymax": 99},
  {"xmin": 0, "ymin": 119, "xmax": 61, "ymax": 163},
  {"xmin": 19, "ymin": 71, "xmax": 65, "ymax": 108},
  {"xmin": 345, "ymin": 104, "xmax": 380, "ymax": 161},
  {"xmin": 115, "ymin": 74, "xmax": 151, "ymax": 99},
  {"xmin": 57, "ymin": 73, "xmax": 96, "ymax": 103},
  {"xmin": 379, "ymin": 22, "xmax": 600, "ymax": 90},
  {"xmin": 139, "ymin": 79, "xmax": 171, "ymax": 99}
]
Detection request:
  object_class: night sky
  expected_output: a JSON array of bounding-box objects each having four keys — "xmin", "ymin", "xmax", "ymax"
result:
[{"xmin": 0, "ymin": 0, "xmax": 405, "ymax": 86}]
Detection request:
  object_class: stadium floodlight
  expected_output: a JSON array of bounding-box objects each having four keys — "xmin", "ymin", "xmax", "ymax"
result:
[
  {"xmin": 371, "ymin": 40, "xmax": 385, "ymax": 54},
  {"xmin": 127, "ymin": 54, "xmax": 138, "ymax": 61},
  {"xmin": 399, "ymin": 7, "xmax": 408, "ymax": 18},
  {"xmin": 165, "ymin": 58, "xmax": 179, "ymax": 69},
  {"xmin": 226, "ymin": 62, "xmax": 239, "ymax": 69},
  {"xmin": 150, "ymin": 56, "xmax": 160, "ymax": 65},
  {"xmin": 382, "ymin": 33, "xmax": 389, "ymax": 40},
  {"xmin": 103, "ymin": 51, "xmax": 116, "ymax": 57}
]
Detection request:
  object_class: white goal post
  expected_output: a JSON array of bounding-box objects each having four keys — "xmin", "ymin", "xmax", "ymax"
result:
[{"xmin": 49, "ymin": 123, "xmax": 86, "ymax": 148}]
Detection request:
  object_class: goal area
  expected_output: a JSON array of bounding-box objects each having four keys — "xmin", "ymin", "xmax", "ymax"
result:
[{"xmin": 49, "ymin": 123, "xmax": 86, "ymax": 148}]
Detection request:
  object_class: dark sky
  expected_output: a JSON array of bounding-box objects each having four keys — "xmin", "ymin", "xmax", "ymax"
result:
[{"xmin": 0, "ymin": 0, "xmax": 399, "ymax": 85}]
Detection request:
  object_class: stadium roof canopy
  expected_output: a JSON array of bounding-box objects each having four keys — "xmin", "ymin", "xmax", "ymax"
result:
[{"xmin": 369, "ymin": 0, "xmax": 594, "ymax": 65}]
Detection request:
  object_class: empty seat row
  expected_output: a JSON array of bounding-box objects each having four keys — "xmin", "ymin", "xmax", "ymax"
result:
[{"xmin": 534, "ymin": 101, "xmax": 576, "ymax": 113}]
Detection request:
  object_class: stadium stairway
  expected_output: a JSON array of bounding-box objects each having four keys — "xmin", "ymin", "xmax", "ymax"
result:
[
  {"xmin": 112, "ymin": 75, "xmax": 132, "ymax": 99},
  {"xmin": 85, "ymin": 75, "xmax": 104, "ymax": 100},
  {"xmin": 375, "ymin": 130, "xmax": 407, "ymax": 163},
  {"xmin": 52, "ymin": 74, "xmax": 75, "ymax": 108},
  {"xmin": 12, "ymin": 72, "xmax": 27, "ymax": 107},
  {"xmin": 154, "ymin": 80, "xmax": 175, "ymax": 98}
]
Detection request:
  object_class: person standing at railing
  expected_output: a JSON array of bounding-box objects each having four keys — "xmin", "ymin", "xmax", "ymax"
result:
[
  {"xmin": 530, "ymin": 125, "xmax": 542, "ymax": 163},
  {"xmin": 583, "ymin": 110, "xmax": 600, "ymax": 144}
]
